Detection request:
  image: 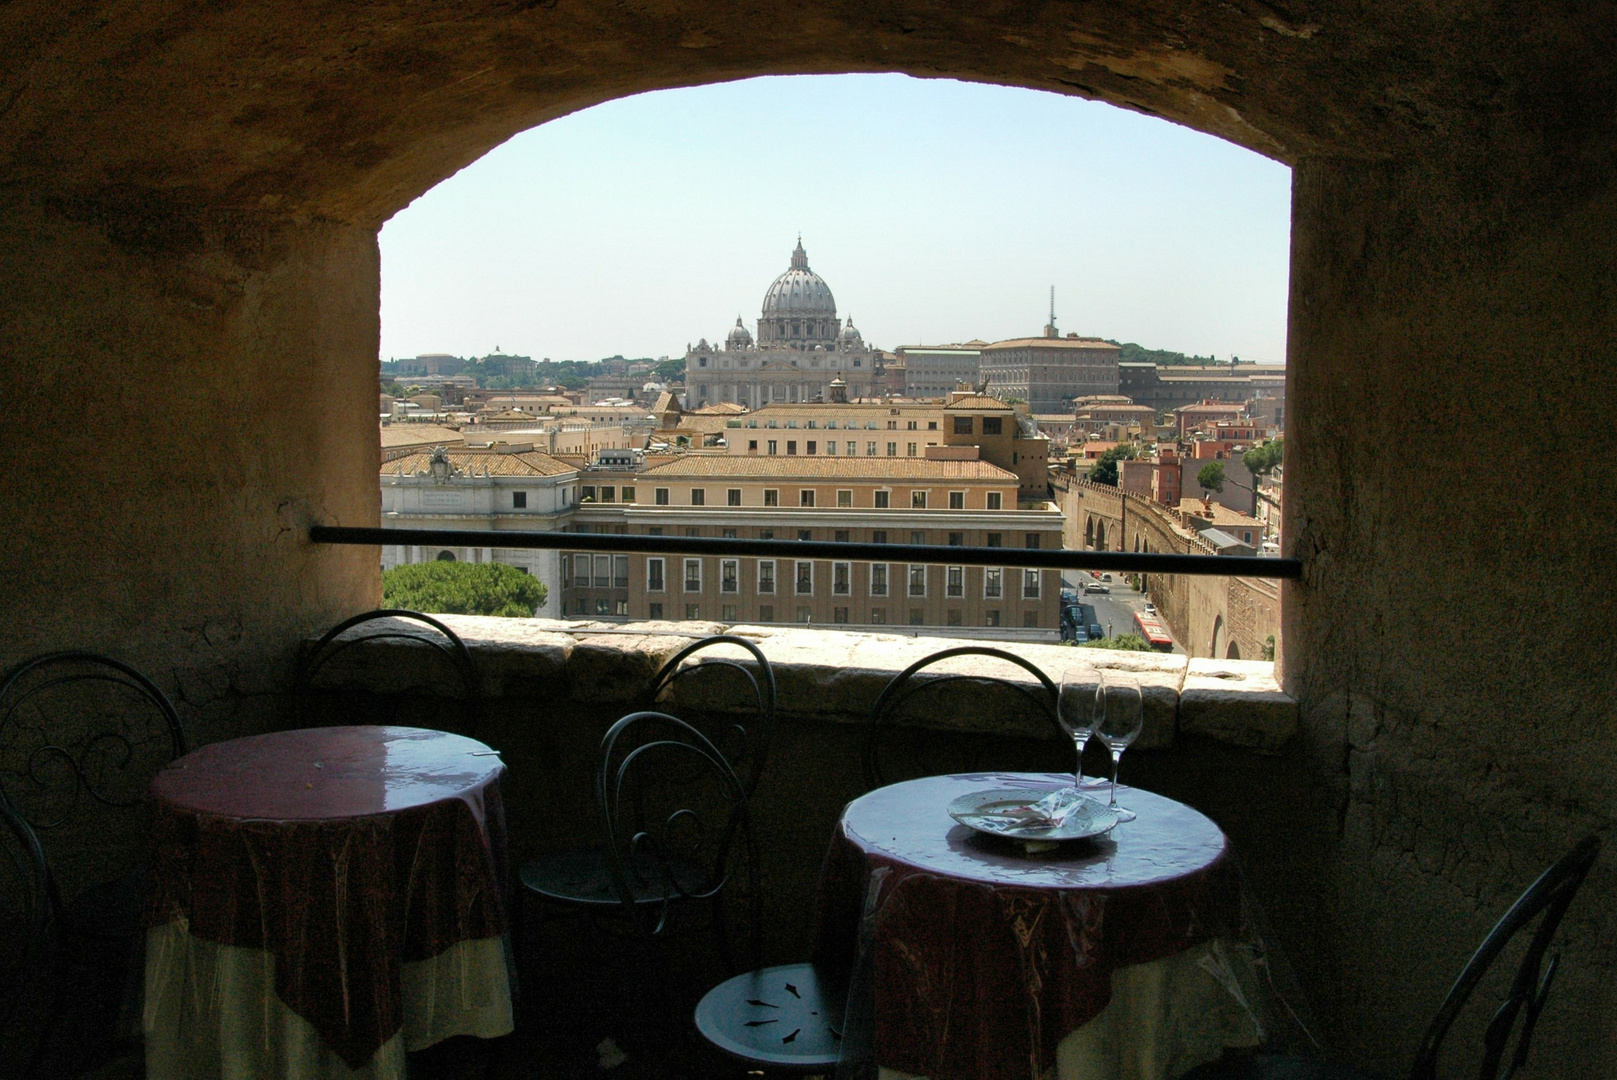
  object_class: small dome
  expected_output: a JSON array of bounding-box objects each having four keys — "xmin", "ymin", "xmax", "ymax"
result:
[
  {"xmin": 761, "ymin": 240, "xmax": 837, "ymax": 317},
  {"xmin": 726, "ymin": 317, "xmax": 753, "ymax": 350},
  {"xmin": 839, "ymin": 316, "xmax": 863, "ymax": 345}
]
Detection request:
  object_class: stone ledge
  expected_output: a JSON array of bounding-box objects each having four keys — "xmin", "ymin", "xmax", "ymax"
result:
[
  {"xmin": 1178, "ymin": 657, "xmax": 1298, "ymax": 750},
  {"xmin": 308, "ymin": 616, "xmax": 1296, "ymax": 752}
]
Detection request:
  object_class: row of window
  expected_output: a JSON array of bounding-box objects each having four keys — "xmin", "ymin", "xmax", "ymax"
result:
[
  {"xmin": 652, "ymin": 487, "xmax": 1005, "ymax": 510},
  {"xmin": 740, "ymin": 418, "xmax": 942, "ymax": 431},
  {"xmin": 747, "ymin": 438, "xmax": 926, "ymax": 457},
  {"xmin": 632, "ymin": 601, "xmax": 1040, "ymax": 628},
  {"xmin": 571, "ymin": 527, "xmax": 1046, "ymax": 547},
  {"xmin": 618, "ymin": 558, "xmax": 1042, "ymax": 600}
]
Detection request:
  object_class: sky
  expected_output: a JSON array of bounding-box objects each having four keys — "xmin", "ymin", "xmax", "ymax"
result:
[{"xmin": 379, "ymin": 74, "xmax": 1292, "ymax": 365}]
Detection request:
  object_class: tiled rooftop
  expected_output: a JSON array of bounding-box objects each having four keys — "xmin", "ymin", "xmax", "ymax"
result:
[
  {"xmin": 384, "ymin": 450, "xmax": 577, "ymax": 477},
  {"xmin": 635, "ymin": 456, "xmax": 1020, "ymax": 482}
]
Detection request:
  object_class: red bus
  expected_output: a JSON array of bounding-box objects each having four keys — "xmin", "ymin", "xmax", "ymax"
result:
[{"xmin": 1133, "ymin": 612, "xmax": 1174, "ymax": 652}]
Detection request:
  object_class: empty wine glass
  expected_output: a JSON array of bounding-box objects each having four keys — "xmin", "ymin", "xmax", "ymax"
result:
[
  {"xmin": 1095, "ymin": 673, "xmax": 1143, "ymax": 822},
  {"xmin": 1057, "ymin": 668, "xmax": 1104, "ymax": 793}
]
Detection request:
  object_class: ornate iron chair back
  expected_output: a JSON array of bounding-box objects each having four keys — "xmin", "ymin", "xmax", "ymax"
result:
[
  {"xmin": 597, "ymin": 710, "xmax": 762, "ymax": 975},
  {"xmin": 0, "ymin": 651, "xmax": 185, "ymax": 862},
  {"xmin": 294, "ymin": 608, "xmax": 480, "ymax": 735},
  {"xmin": 1408, "ymin": 833, "xmax": 1601, "ymax": 1080},
  {"xmin": 646, "ymin": 634, "xmax": 776, "ymax": 798},
  {"xmin": 864, "ymin": 646, "xmax": 1061, "ymax": 790}
]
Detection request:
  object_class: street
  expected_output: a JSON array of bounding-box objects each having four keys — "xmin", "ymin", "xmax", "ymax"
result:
[{"xmin": 1061, "ymin": 572, "xmax": 1187, "ymax": 655}]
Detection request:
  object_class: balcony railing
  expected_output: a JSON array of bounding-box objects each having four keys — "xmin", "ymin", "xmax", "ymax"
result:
[{"xmin": 311, "ymin": 525, "xmax": 1303, "ymax": 579}]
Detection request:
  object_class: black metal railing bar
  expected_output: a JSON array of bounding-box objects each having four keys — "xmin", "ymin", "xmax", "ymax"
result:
[{"xmin": 311, "ymin": 525, "xmax": 1302, "ymax": 579}]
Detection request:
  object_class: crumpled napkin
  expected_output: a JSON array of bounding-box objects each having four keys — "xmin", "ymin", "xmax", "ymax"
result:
[{"xmin": 972, "ymin": 787, "xmax": 1086, "ymax": 833}]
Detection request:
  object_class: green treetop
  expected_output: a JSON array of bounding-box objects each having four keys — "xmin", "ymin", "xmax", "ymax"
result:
[{"xmin": 382, "ymin": 561, "xmax": 548, "ymax": 618}]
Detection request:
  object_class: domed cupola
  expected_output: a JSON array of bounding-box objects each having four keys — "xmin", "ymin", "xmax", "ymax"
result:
[
  {"xmin": 759, "ymin": 238, "xmax": 840, "ymax": 349},
  {"xmin": 726, "ymin": 316, "xmax": 753, "ymax": 350},
  {"xmin": 838, "ymin": 316, "xmax": 863, "ymax": 348}
]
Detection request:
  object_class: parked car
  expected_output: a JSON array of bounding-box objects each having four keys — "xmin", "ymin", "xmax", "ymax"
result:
[
  {"xmin": 1144, "ymin": 603, "xmax": 1156, "ymax": 614},
  {"xmin": 1101, "ymin": 573, "xmax": 1113, "ymax": 582},
  {"xmin": 1071, "ymin": 626, "xmax": 1089, "ymax": 643},
  {"xmin": 1084, "ymin": 582, "xmax": 1110, "ymax": 594},
  {"xmin": 1089, "ymin": 624, "xmax": 1104, "ymax": 641}
]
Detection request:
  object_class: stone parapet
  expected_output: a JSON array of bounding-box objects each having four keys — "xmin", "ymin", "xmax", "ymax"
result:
[{"xmin": 307, "ymin": 615, "xmax": 1296, "ymax": 752}]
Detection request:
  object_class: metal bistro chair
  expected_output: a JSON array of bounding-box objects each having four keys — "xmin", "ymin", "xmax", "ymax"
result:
[
  {"xmin": 0, "ymin": 799, "xmax": 51, "ymax": 1069},
  {"xmin": 864, "ymin": 645, "xmax": 1063, "ymax": 790},
  {"xmin": 294, "ymin": 608, "xmax": 480, "ymax": 735},
  {"xmin": 1184, "ymin": 833, "xmax": 1602, "ymax": 1080},
  {"xmin": 594, "ymin": 710, "xmax": 843, "ymax": 1074},
  {"xmin": 520, "ymin": 635, "xmax": 775, "ymax": 928},
  {"xmin": 0, "ymin": 651, "xmax": 188, "ymax": 1075}
]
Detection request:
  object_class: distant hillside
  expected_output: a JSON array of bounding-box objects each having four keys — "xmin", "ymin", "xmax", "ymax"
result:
[{"xmin": 1105, "ymin": 340, "xmax": 1248, "ymax": 366}]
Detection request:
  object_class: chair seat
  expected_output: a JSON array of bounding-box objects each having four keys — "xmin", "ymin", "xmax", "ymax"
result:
[
  {"xmin": 59, "ymin": 865, "xmax": 146, "ymax": 943},
  {"xmin": 520, "ymin": 848, "xmax": 710, "ymax": 907},
  {"xmin": 1180, "ymin": 1052, "xmax": 1382, "ymax": 1080},
  {"xmin": 694, "ymin": 962, "xmax": 843, "ymax": 1071}
]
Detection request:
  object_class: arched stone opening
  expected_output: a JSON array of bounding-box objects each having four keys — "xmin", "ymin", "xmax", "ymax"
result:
[{"xmin": 3, "ymin": 7, "xmax": 1615, "ymax": 1077}]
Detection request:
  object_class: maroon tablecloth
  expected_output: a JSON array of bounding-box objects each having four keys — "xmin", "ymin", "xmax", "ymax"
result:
[
  {"xmin": 813, "ymin": 773, "xmax": 1241, "ymax": 1080},
  {"xmin": 144, "ymin": 726, "xmax": 509, "ymax": 1069}
]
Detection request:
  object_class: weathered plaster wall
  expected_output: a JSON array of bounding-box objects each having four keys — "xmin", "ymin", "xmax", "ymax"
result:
[
  {"xmin": 1, "ymin": 2, "xmax": 1614, "ymax": 1074},
  {"xmin": 1285, "ymin": 157, "xmax": 1617, "ymax": 1071},
  {"xmin": 0, "ymin": 197, "xmax": 381, "ymax": 746}
]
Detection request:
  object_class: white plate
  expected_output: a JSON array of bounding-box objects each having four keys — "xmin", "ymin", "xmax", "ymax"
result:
[{"xmin": 947, "ymin": 788, "xmax": 1122, "ymax": 842}]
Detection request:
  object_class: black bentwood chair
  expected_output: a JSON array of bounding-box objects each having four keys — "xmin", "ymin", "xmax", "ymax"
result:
[
  {"xmin": 593, "ymin": 710, "xmax": 842, "ymax": 1073},
  {"xmin": 864, "ymin": 645, "xmax": 1063, "ymax": 790},
  {"xmin": 520, "ymin": 635, "xmax": 776, "ymax": 921},
  {"xmin": 1184, "ymin": 833, "xmax": 1603, "ymax": 1080},
  {"xmin": 0, "ymin": 800, "xmax": 51, "ymax": 1070},
  {"xmin": 0, "ymin": 651, "xmax": 188, "ymax": 1075},
  {"xmin": 294, "ymin": 608, "xmax": 480, "ymax": 735}
]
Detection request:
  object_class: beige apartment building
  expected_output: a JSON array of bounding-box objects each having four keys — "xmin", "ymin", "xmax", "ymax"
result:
[
  {"xmin": 560, "ymin": 455, "xmax": 1064, "ymax": 638},
  {"xmin": 712, "ymin": 393, "xmax": 1052, "ymax": 500}
]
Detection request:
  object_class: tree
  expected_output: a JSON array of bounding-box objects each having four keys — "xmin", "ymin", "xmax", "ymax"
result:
[
  {"xmin": 1087, "ymin": 443, "xmax": 1137, "ymax": 486},
  {"xmin": 382, "ymin": 561, "xmax": 548, "ymax": 617},
  {"xmin": 1197, "ymin": 461, "xmax": 1226, "ymax": 494},
  {"xmin": 1077, "ymin": 632, "xmax": 1152, "ymax": 652},
  {"xmin": 653, "ymin": 357, "xmax": 686, "ymax": 380},
  {"xmin": 1242, "ymin": 438, "xmax": 1284, "ymax": 477}
]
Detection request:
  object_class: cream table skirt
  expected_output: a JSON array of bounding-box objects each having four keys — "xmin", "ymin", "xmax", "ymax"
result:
[
  {"xmin": 878, "ymin": 939, "xmax": 1264, "ymax": 1080},
  {"xmin": 143, "ymin": 919, "xmax": 514, "ymax": 1080}
]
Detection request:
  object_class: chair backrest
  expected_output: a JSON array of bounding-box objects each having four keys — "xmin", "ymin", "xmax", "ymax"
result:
[
  {"xmin": 0, "ymin": 651, "xmax": 186, "ymax": 835},
  {"xmin": 864, "ymin": 646, "xmax": 1061, "ymax": 789},
  {"xmin": 597, "ymin": 710, "xmax": 761, "ymax": 974},
  {"xmin": 0, "ymin": 799, "xmax": 49, "ymax": 1037},
  {"xmin": 294, "ymin": 609, "xmax": 480, "ymax": 734},
  {"xmin": 1408, "ymin": 833, "xmax": 1601, "ymax": 1080},
  {"xmin": 646, "ymin": 635, "xmax": 777, "ymax": 797}
]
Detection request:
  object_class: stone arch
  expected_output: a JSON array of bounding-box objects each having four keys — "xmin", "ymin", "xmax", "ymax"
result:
[
  {"xmin": 1226, "ymin": 641, "xmax": 1242, "ymax": 660},
  {"xmin": 1210, "ymin": 614, "xmax": 1225, "ymax": 658},
  {"xmin": 1085, "ymin": 517, "xmax": 1095, "ymax": 547},
  {"xmin": 1096, "ymin": 521, "xmax": 1107, "ymax": 548}
]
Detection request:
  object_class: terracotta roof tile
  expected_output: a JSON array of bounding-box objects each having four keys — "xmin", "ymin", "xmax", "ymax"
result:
[
  {"xmin": 382, "ymin": 450, "xmax": 576, "ymax": 477},
  {"xmin": 637, "ymin": 456, "xmax": 1018, "ymax": 482}
]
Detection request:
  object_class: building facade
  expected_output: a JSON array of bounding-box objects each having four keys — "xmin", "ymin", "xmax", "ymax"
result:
[
  {"xmin": 557, "ymin": 455, "xmax": 1064, "ymax": 638},
  {"xmin": 683, "ymin": 241, "xmax": 883, "ymax": 408},
  {"xmin": 978, "ymin": 333, "xmax": 1121, "ymax": 412},
  {"xmin": 379, "ymin": 446, "xmax": 579, "ymax": 606},
  {"xmin": 894, "ymin": 344, "xmax": 983, "ymax": 399}
]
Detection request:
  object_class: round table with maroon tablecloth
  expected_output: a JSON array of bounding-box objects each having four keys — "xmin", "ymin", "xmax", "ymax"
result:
[
  {"xmin": 142, "ymin": 726, "xmax": 513, "ymax": 1080},
  {"xmin": 814, "ymin": 773, "xmax": 1267, "ymax": 1080}
]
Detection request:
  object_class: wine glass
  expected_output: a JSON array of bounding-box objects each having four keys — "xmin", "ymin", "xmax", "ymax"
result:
[
  {"xmin": 1057, "ymin": 668, "xmax": 1104, "ymax": 793},
  {"xmin": 1095, "ymin": 673, "xmax": 1143, "ymax": 822}
]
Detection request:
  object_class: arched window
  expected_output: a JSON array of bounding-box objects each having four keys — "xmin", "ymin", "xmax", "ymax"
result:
[{"xmin": 436, "ymin": 550, "xmax": 456, "ymax": 561}]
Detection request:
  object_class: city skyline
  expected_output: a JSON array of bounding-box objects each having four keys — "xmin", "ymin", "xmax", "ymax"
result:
[{"xmin": 379, "ymin": 74, "xmax": 1292, "ymax": 366}]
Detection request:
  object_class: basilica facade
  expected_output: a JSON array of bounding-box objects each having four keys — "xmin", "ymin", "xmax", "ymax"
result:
[{"xmin": 683, "ymin": 240, "xmax": 882, "ymax": 408}]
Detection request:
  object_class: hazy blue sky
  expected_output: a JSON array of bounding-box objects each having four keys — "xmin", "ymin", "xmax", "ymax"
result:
[{"xmin": 379, "ymin": 74, "xmax": 1291, "ymax": 365}]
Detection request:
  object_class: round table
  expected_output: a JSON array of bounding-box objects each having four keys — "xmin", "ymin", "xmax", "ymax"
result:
[
  {"xmin": 813, "ymin": 773, "xmax": 1265, "ymax": 1080},
  {"xmin": 142, "ymin": 726, "xmax": 513, "ymax": 1080}
]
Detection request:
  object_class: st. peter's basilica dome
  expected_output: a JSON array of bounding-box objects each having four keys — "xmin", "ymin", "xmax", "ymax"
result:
[{"xmin": 761, "ymin": 239, "xmax": 836, "ymax": 317}]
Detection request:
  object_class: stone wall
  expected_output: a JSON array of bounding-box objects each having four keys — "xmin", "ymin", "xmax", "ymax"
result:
[{"xmin": 2, "ymin": 2, "xmax": 1615, "ymax": 1074}]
